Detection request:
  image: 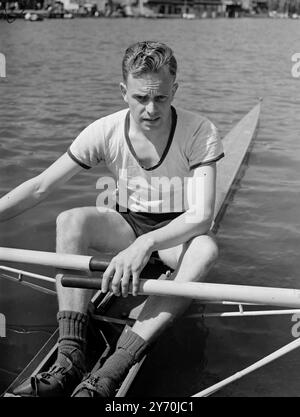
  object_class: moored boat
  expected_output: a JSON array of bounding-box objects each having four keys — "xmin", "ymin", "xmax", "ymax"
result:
[{"xmin": 24, "ymin": 12, "xmax": 44, "ymax": 21}]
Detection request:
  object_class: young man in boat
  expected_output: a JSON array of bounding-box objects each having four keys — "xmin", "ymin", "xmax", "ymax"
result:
[{"xmin": 0, "ymin": 41, "xmax": 224, "ymax": 397}]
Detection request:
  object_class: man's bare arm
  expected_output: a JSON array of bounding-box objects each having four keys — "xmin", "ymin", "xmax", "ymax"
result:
[
  {"xmin": 142, "ymin": 163, "xmax": 216, "ymax": 251},
  {"xmin": 0, "ymin": 153, "xmax": 82, "ymax": 222},
  {"xmin": 101, "ymin": 163, "xmax": 217, "ymax": 296}
]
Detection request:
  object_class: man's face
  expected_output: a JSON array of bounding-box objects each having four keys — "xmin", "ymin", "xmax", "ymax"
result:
[{"xmin": 120, "ymin": 66, "xmax": 178, "ymax": 132}]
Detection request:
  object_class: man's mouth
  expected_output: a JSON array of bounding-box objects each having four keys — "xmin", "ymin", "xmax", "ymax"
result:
[{"xmin": 143, "ymin": 117, "xmax": 160, "ymax": 122}]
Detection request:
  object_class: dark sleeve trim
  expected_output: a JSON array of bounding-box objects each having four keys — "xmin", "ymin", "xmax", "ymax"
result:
[
  {"xmin": 67, "ymin": 148, "xmax": 92, "ymax": 170},
  {"xmin": 190, "ymin": 152, "xmax": 225, "ymax": 170}
]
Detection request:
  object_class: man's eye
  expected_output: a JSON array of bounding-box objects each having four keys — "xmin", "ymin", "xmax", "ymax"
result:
[
  {"xmin": 136, "ymin": 96, "xmax": 147, "ymax": 102},
  {"xmin": 156, "ymin": 96, "xmax": 167, "ymax": 102}
]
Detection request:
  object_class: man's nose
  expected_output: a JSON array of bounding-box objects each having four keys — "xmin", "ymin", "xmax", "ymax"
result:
[{"xmin": 145, "ymin": 100, "xmax": 157, "ymax": 115}]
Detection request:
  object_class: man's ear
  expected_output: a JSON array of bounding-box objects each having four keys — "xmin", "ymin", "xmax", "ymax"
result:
[
  {"xmin": 172, "ymin": 82, "xmax": 179, "ymax": 100},
  {"xmin": 120, "ymin": 82, "xmax": 128, "ymax": 103}
]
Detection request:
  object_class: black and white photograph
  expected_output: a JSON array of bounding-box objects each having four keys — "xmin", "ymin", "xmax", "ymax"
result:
[{"xmin": 0, "ymin": 0, "xmax": 300, "ymax": 401}]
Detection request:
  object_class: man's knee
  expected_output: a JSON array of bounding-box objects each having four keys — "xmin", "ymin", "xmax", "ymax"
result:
[
  {"xmin": 189, "ymin": 234, "xmax": 219, "ymax": 266},
  {"xmin": 57, "ymin": 208, "xmax": 86, "ymax": 232},
  {"xmin": 56, "ymin": 209, "xmax": 88, "ymax": 248}
]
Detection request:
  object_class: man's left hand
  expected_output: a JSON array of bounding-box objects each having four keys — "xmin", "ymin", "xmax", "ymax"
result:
[{"xmin": 101, "ymin": 235, "xmax": 154, "ymax": 297}]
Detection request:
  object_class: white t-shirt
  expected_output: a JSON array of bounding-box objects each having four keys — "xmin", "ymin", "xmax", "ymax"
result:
[{"xmin": 68, "ymin": 106, "xmax": 224, "ymax": 213}]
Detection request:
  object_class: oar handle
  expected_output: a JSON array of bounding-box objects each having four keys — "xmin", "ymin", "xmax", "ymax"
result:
[
  {"xmin": 89, "ymin": 257, "xmax": 109, "ymax": 272},
  {"xmin": 62, "ymin": 276, "xmax": 102, "ymax": 289},
  {"xmin": 89, "ymin": 255, "xmax": 162, "ymax": 271}
]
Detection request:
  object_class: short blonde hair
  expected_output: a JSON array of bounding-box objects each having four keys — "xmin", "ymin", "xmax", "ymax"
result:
[{"xmin": 122, "ymin": 41, "xmax": 177, "ymax": 82}]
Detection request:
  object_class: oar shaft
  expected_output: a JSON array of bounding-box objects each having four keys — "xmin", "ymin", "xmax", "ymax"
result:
[
  {"xmin": 61, "ymin": 276, "xmax": 300, "ymax": 308},
  {"xmin": 193, "ymin": 336, "xmax": 300, "ymax": 397},
  {"xmin": 0, "ymin": 247, "xmax": 93, "ymax": 272}
]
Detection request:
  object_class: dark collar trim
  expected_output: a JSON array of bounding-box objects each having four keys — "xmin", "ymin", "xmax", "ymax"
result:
[{"xmin": 124, "ymin": 106, "xmax": 177, "ymax": 171}]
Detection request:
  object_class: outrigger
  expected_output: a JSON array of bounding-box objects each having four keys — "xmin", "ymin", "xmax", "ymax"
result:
[{"xmin": 3, "ymin": 100, "xmax": 296, "ymax": 397}]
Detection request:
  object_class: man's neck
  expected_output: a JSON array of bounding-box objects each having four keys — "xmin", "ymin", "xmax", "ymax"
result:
[{"xmin": 129, "ymin": 110, "xmax": 173, "ymax": 144}]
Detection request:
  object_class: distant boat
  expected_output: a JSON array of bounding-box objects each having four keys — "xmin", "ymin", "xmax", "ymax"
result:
[
  {"xmin": 24, "ymin": 12, "xmax": 44, "ymax": 21},
  {"xmin": 63, "ymin": 12, "xmax": 74, "ymax": 18},
  {"xmin": 182, "ymin": 12, "xmax": 196, "ymax": 19}
]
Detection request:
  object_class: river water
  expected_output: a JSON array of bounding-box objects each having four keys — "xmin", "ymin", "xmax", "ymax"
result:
[{"xmin": 0, "ymin": 17, "xmax": 300, "ymax": 397}]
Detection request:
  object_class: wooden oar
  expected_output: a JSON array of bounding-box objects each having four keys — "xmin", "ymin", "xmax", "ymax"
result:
[
  {"xmin": 2, "ymin": 247, "xmax": 300, "ymax": 308},
  {"xmin": 0, "ymin": 247, "xmax": 108, "ymax": 272},
  {"xmin": 60, "ymin": 275, "xmax": 300, "ymax": 309},
  {"xmin": 192, "ymin": 336, "xmax": 300, "ymax": 397}
]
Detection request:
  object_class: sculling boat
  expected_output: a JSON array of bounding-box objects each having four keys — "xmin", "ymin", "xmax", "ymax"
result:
[{"xmin": 4, "ymin": 100, "xmax": 294, "ymax": 397}]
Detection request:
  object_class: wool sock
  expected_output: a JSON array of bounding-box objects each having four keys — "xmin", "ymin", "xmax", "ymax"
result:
[
  {"xmin": 93, "ymin": 326, "xmax": 148, "ymax": 393},
  {"xmin": 56, "ymin": 310, "xmax": 88, "ymax": 373}
]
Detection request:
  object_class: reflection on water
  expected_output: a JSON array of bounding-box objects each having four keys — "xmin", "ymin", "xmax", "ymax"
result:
[{"xmin": 1, "ymin": 18, "xmax": 300, "ymax": 396}]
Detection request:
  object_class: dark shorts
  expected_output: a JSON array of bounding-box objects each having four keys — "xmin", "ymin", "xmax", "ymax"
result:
[{"xmin": 116, "ymin": 204, "xmax": 184, "ymax": 238}]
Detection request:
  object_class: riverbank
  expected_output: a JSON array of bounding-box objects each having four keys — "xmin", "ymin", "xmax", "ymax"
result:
[{"xmin": 2, "ymin": 9, "xmax": 297, "ymax": 21}]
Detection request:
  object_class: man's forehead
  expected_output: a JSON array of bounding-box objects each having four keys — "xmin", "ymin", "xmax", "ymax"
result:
[{"xmin": 126, "ymin": 69, "xmax": 174, "ymax": 93}]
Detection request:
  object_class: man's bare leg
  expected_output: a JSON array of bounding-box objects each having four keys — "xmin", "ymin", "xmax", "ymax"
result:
[
  {"xmin": 53, "ymin": 206, "xmax": 136, "ymax": 379},
  {"xmin": 132, "ymin": 233, "xmax": 218, "ymax": 342},
  {"xmin": 13, "ymin": 206, "xmax": 136, "ymax": 397},
  {"xmin": 72, "ymin": 233, "xmax": 218, "ymax": 397},
  {"xmin": 55, "ymin": 206, "xmax": 136, "ymax": 313}
]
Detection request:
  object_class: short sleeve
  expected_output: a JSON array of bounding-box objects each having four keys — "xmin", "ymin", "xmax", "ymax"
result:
[
  {"xmin": 68, "ymin": 119, "xmax": 105, "ymax": 169},
  {"xmin": 186, "ymin": 118, "xmax": 224, "ymax": 170}
]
